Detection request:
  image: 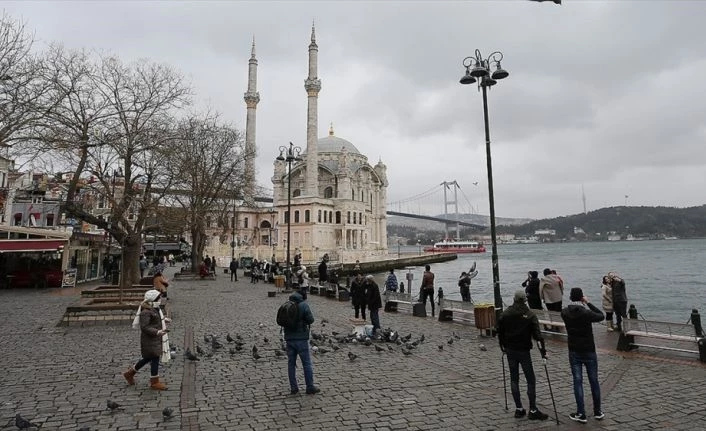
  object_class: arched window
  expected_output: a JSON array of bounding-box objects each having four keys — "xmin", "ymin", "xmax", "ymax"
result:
[
  {"xmin": 353, "ymin": 212, "xmax": 357, "ymax": 224},
  {"xmin": 359, "ymin": 213, "xmax": 363, "ymax": 225},
  {"xmin": 329, "ymin": 211, "xmax": 333, "ymax": 223},
  {"xmin": 324, "ymin": 186, "xmax": 333, "ymax": 198},
  {"xmin": 305, "ymin": 210, "xmax": 310, "ymax": 223},
  {"xmin": 293, "ymin": 189, "xmax": 301, "ymax": 197},
  {"xmin": 284, "ymin": 211, "xmax": 290, "ymax": 223},
  {"xmin": 361, "ymin": 190, "xmax": 364, "ymax": 201},
  {"xmin": 336, "ymin": 211, "xmax": 341, "ymax": 224},
  {"xmin": 318, "ymin": 210, "xmax": 322, "ymax": 223},
  {"xmin": 351, "ymin": 189, "xmax": 355, "ymax": 200},
  {"xmin": 244, "ymin": 217, "xmax": 249, "ymax": 228},
  {"xmin": 294, "ymin": 211, "xmax": 300, "ymax": 223},
  {"xmin": 347, "ymin": 211, "xmax": 351, "ymax": 223}
]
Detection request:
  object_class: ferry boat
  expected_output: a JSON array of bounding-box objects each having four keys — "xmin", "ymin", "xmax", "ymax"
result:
[{"xmin": 423, "ymin": 240, "xmax": 486, "ymax": 254}]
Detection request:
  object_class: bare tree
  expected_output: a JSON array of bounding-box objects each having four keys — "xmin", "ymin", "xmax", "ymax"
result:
[{"xmin": 167, "ymin": 113, "xmax": 246, "ymax": 271}]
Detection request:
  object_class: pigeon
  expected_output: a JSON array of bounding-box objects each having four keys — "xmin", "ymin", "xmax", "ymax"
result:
[
  {"xmin": 203, "ymin": 334, "xmax": 210, "ymax": 343},
  {"xmin": 196, "ymin": 345, "xmax": 205, "ymax": 355},
  {"xmin": 185, "ymin": 349, "xmax": 200, "ymax": 361},
  {"xmin": 438, "ymin": 344, "xmax": 444, "ymax": 351},
  {"xmin": 252, "ymin": 345, "xmax": 258, "ymax": 354},
  {"xmin": 321, "ymin": 318, "xmax": 329, "ymax": 324},
  {"xmin": 411, "ymin": 340, "xmax": 420, "ymax": 347},
  {"xmin": 331, "ymin": 345, "xmax": 340, "ymax": 351},
  {"xmin": 395, "ymin": 339, "xmax": 402, "ymax": 345},
  {"xmin": 479, "ymin": 344, "xmax": 487, "ymax": 351},
  {"xmin": 401, "ymin": 348, "xmax": 412, "ymax": 356},
  {"xmin": 275, "ymin": 350, "xmax": 285, "ymax": 357},
  {"xmin": 264, "ymin": 337, "xmax": 270, "ymax": 343},
  {"xmin": 229, "ymin": 347, "xmax": 237, "ymax": 355},
  {"xmin": 387, "ymin": 345, "xmax": 394, "ymax": 352},
  {"xmin": 419, "ymin": 334, "xmax": 425, "ymax": 343},
  {"xmin": 211, "ymin": 338, "xmax": 224, "ymax": 349},
  {"xmin": 253, "ymin": 351, "xmax": 262, "ymax": 360},
  {"xmin": 162, "ymin": 407, "xmax": 174, "ymax": 420},
  {"xmin": 447, "ymin": 338, "xmax": 454, "ymax": 345},
  {"xmin": 226, "ymin": 333, "xmax": 234, "ymax": 343},
  {"xmin": 317, "ymin": 347, "xmax": 330, "ymax": 354},
  {"xmin": 364, "ymin": 340, "xmax": 372, "ymax": 347},
  {"xmin": 236, "ymin": 334, "xmax": 243, "ymax": 341},
  {"xmin": 235, "ymin": 345, "xmax": 244, "ymax": 352},
  {"xmin": 106, "ymin": 400, "xmax": 123, "ymax": 411},
  {"xmin": 331, "ymin": 331, "xmax": 339, "ymax": 336},
  {"xmin": 374, "ymin": 345, "xmax": 384, "ymax": 352},
  {"xmin": 347, "ymin": 351, "xmax": 358, "ymax": 361},
  {"xmin": 311, "ymin": 332, "xmax": 323, "ymax": 341},
  {"xmin": 401, "ymin": 334, "xmax": 411, "ymax": 342},
  {"xmin": 453, "ymin": 331, "xmax": 461, "ymax": 340},
  {"xmin": 15, "ymin": 414, "xmax": 39, "ymax": 429}
]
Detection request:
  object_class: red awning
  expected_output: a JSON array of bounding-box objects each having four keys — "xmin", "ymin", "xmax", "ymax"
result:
[{"xmin": 0, "ymin": 240, "xmax": 67, "ymax": 252}]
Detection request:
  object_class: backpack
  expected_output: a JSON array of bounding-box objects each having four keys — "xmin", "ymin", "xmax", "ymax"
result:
[{"xmin": 276, "ymin": 300, "xmax": 300, "ymax": 328}]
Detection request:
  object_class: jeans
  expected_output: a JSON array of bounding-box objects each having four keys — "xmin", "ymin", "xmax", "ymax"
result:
[
  {"xmin": 286, "ymin": 339, "xmax": 315, "ymax": 391},
  {"xmin": 614, "ymin": 301, "xmax": 627, "ymax": 329},
  {"xmin": 505, "ymin": 349, "xmax": 537, "ymax": 410},
  {"xmin": 569, "ymin": 350, "xmax": 601, "ymax": 416},
  {"xmin": 354, "ymin": 303, "xmax": 366, "ymax": 320},
  {"xmin": 421, "ymin": 288, "xmax": 435, "ymax": 315},
  {"xmin": 370, "ymin": 308, "xmax": 380, "ymax": 331},
  {"xmin": 134, "ymin": 356, "xmax": 160, "ymax": 376}
]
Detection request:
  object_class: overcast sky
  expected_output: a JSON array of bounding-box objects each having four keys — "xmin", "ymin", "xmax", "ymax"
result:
[{"xmin": 5, "ymin": 1, "xmax": 706, "ymax": 219}]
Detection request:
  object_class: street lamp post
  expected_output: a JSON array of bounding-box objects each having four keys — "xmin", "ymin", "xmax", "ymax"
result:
[
  {"xmin": 231, "ymin": 201, "xmax": 237, "ymax": 262},
  {"xmin": 459, "ymin": 49, "xmax": 509, "ymax": 323},
  {"xmin": 276, "ymin": 142, "xmax": 302, "ymax": 289}
]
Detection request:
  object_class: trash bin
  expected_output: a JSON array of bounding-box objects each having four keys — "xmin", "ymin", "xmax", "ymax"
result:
[
  {"xmin": 474, "ymin": 304, "xmax": 495, "ymax": 330},
  {"xmin": 111, "ymin": 270, "xmax": 120, "ymax": 285},
  {"xmin": 274, "ymin": 276, "xmax": 285, "ymax": 288},
  {"xmin": 698, "ymin": 338, "xmax": 706, "ymax": 363}
]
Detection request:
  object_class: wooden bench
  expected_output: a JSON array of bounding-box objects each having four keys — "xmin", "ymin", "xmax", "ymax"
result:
[
  {"xmin": 438, "ymin": 298, "xmax": 475, "ymax": 323},
  {"xmin": 617, "ymin": 318, "xmax": 705, "ymax": 360},
  {"xmin": 536, "ymin": 309, "xmax": 567, "ymax": 336},
  {"xmin": 384, "ymin": 292, "xmax": 426, "ymax": 316},
  {"xmin": 173, "ymin": 272, "xmax": 216, "ymax": 280}
]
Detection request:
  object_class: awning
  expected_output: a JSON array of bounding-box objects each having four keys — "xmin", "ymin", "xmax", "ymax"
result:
[{"xmin": 0, "ymin": 240, "xmax": 67, "ymax": 252}]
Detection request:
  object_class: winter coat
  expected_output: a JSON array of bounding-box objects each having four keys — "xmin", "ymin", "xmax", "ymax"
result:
[
  {"xmin": 153, "ymin": 274, "xmax": 169, "ymax": 294},
  {"xmin": 350, "ymin": 278, "xmax": 367, "ymax": 306},
  {"xmin": 385, "ymin": 273, "xmax": 398, "ymax": 292},
  {"xmin": 421, "ymin": 271, "xmax": 435, "ymax": 292},
  {"xmin": 561, "ymin": 302, "xmax": 605, "ymax": 353},
  {"xmin": 365, "ymin": 280, "xmax": 382, "ymax": 310},
  {"xmin": 497, "ymin": 302, "xmax": 543, "ymax": 352},
  {"xmin": 611, "ymin": 277, "xmax": 628, "ymax": 303},
  {"xmin": 539, "ymin": 274, "xmax": 564, "ymax": 304},
  {"xmin": 601, "ymin": 282, "xmax": 613, "ymax": 312},
  {"xmin": 283, "ymin": 292, "xmax": 315, "ymax": 341},
  {"xmin": 318, "ymin": 261, "xmax": 328, "ymax": 282},
  {"xmin": 139, "ymin": 304, "xmax": 164, "ymax": 358},
  {"xmin": 229, "ymin": 260, "xmax": 238, "ymax": 271},
  {"xmin": 523, "ymin": 277, "xmax": 542, "ymax": 310}
]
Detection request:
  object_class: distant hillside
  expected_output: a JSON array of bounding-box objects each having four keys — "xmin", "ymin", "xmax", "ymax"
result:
[
  {"xmin": 387, "ymin": 213, "xmax": 532, "ymax": 229},
  {"xmin": 500, "ymin": 205, "xmax": 706, "ymax": 239}
]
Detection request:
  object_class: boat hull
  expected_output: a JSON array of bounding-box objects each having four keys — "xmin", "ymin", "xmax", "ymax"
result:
[{"xmin": 423, "ymin": 247, "xmax": 486, "ymax": 254}]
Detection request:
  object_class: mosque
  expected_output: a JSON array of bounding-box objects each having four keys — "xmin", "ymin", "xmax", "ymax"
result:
[{"xmin": 205, "ymin": 26, "xmax": 389, "ymax": 266}]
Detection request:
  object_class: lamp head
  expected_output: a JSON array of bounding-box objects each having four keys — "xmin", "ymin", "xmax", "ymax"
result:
[
  {"xmin": 481, "ymin": 76, "xmax": 497, "ymax": 87},
  {"xmin": 459, "ymin": 68, "xmax": 476, "ymax": 85},
  {"xmin": 470, "ymin": 63, "xmax": 489, "ymax": 78},
  {"xmin": 491, "ymin": 62, "xmax": 509, "ymax": 80},
  {"xmin": 276, "ymin": 150, "xmax": 285, "ymax": 161}
]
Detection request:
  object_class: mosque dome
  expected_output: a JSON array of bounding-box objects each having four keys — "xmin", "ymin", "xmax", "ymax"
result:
[{"xmin": 317, "ymin": 135, "xmax": 360, "ymax": 154}]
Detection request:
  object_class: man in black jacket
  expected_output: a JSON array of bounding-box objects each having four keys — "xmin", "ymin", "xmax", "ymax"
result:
[
  {"xmin": 561, "ymin": 288, "xmax": 605, "ymax": 424},
  {"xmin": 497, "ymin": 290, "xmax": 549, "ymax": 421}
]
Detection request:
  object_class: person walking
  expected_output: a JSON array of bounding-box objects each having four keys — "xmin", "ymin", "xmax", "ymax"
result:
[
  {"xmin": 318, "ymin": 258, "xmax": 328, "ymax": 287},
  {"xmin": 608, "ymin": 272, "xmax": 628, "ymax": 332},
  {"xmin": 152, "ymin": 270, "xmax": 169, "ymax": 300},
  {"xmin": 601, "ymin": 275, "xmax": 614, "ymax": 331},
  {"xmin": 420, "ymin": 265, "xmax": 435, "ymax": 317},
  {"xmin": 122, "ymin": 289, "xmax": 170, "ymax": 390},
  {"xmin": 522, "ymin": 271, "xmax": 542, "ymax": 310},
  {"xmin": 539, "ymin": 268, "xmax": 564, "ymax": 312},
  {"xmin": 365, "ymin": 275, "xmax": 382, "ymax": 335},
  {"xmin": 497, "ymin": 290, "xmax": 549, "ymax": 421},
  {"xmin": 561, "ymin": 288, "xmax": 605, "ymax": 424},
  {"xmin": 283, "ymin": 291, "xmax": 320, "ymax": 395},
  {"xmin": 297, "ymin": 266, "xmax": 310, "ymax": 300},
  {"xmin": 384, "ymin": 269, "xmax": 398, "ymax": 293},
  {"xmin": 229, "ymin": 258, "xmax": 239, "ymax": 282},
  {"xmin": 139, "ymin": 256, "xmax": 148, "ymax": 278},
  {"xmin": 350, "ymin": 272, "xmax": 367, "ymax": 320},
  {"xmin": 458, "ymin": 272, "xmax": 472, "ymax": 302}
]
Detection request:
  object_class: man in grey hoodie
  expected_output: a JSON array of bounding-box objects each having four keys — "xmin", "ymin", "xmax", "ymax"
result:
[{"xmin": 539, "ymin": 268, "xmax": 564, "ymax": 312}]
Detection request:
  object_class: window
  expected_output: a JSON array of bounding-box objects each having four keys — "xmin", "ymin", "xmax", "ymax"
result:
[
  {"xmin": 324, "ymin": 186, "xmax": 333, "ymax": 198},
  {"xmin": 318, "ymin": 210, "xmax": 322, "ymax": 222},
  {"xmin": 336, "ymin": 211, "xmax": 341, "ymax": 224},
  {"xmin": 347, "ymin": 211, "xmax": 350, "ymax": 223},
  {"xmin": 361, "ymin": 190, "xmax": 364, "ymax": 201},
  {"xmin": 351, "ymin": 189, "xmax": 355, "ymax": 200},
  {"xmin": 294, "ymin": 211, "xmax": 300, "ymax": 223},
  {"xmin": 329, "ymin": 211, "xmax": 333, "ymax": 224},
  {"xmin": 98, "ymin": 196, "xmax": 106, "ymax": 209},
  {"xmin": 14, "ymin": 213, "xmax": 22, "ymax": 226},
  {"xmin": 284, "ymin": 211, "xmax": 290, "ymax": 223},
  {"xmin": 244, "ymin": 217, "xmax": 249, "ymax": 228},
  {"xmin": 305, "ymin": 210, "xmax": 310, "ymax": 223},
  {"xmin": 353, "ymin": 212, "xmax": 357, "ymax": 224},
  {"xmin": 293, "ymin": 189, "xmax": 301, "ymax": 197},
  {"xmin": 359, "ymin": 213, "xmax": 363, "ymax": 225},
  {"xmin": 46, "ymin": 214, "xmax": 55, "ymax": 227}
]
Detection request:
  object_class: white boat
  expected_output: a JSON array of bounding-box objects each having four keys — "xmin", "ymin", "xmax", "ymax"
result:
[{"xmin": 423, "ymin": 240, "xmax": 486, "ymax": 254}]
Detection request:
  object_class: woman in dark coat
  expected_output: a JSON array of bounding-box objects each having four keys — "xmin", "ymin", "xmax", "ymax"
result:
[
  {"xmin": 122, "ymin": 289, "xmax": 169, "ymax": 390},
  {"xmin": 350, "ymin": 273, "xmax": 367, "ymax": 320},
  {"xmin": 522, "ymin": 271, "xmax": 543, "ymax": 310},
  {"xmin": 365, "ymin": 275, "xmax": 383, "ymax": 334}
]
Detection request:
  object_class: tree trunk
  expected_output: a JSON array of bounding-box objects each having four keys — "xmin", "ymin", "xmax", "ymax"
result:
[
  {"xmin": 120, "ymin": 233, "xmax": 143, "ymax": 294},
  {"xmin": 191, "ymin": 227, "xmax": 205, "ymax": 273}
]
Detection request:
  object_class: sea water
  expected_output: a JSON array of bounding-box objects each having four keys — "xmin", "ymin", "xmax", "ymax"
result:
[{"xmin": 378, "ymin": 239, "xmax": 706, "ymax": 323}]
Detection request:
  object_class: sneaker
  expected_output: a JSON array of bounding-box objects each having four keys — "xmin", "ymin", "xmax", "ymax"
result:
[
  {"xmin": 290, "ymin": 389, "xmax": 299, "ymax": 395},
  {"xmin": 528, "ymin": 409, "xmax": 548, "ymax": 420},
  {"xmin": 594, "ymin": 411, "xmax": 605, "ymax": 420},
  {"xmin": 305, "ymin": 387, "xmax": 321, "ymax": 395},
  {"xmin": 569, "ymin": 413, "xmax": 588, "ymax": 424},
  {"xmin": 514, "ymin": 408, "xmax": 526, "ymax": 418}
]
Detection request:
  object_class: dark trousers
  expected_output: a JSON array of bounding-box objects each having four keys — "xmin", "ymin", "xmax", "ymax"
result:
[
  {"xmin": 421, "ymin": 288, "xmax": 435, "ymax": 315},
  {"xmin": 370, "ymin": 308, "xmax": 380, "ymax": 331},
  {"xmin": 354, "ymin": 303, "xmax": 366, "ymax": 320},
  {"xmin": 505, "ymin": 349, "xmax": 537, "ymax": 410},
  {"xmin": 134, "ymin": 356, "xmax": 160, "ymax": 377},
  {"xmin": 613, "ymin": 301, "xmax": 627, "ymax": 329},
  {"xmin": 230, "ymin": 270, "xmax": 237, "ymax": 282},
  {"xmin": 460, "ymin": 286, "xmax": 471, "ymax": 302},
  {"xmin": 569, "ymin": 350, "xmax": 601, "ymax": 416}
]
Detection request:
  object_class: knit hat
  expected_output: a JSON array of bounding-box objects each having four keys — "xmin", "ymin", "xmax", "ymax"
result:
[
  {"xmin": 570, "ymin": 287, "xmax": 584, "ymax": 302},
  {"xmin": 144, "ymin": 289, "xmax": 161, "ymax": 302},
  {"xmin": 513, "ymin": 290, "xmax": 527, "ymax": 303}
]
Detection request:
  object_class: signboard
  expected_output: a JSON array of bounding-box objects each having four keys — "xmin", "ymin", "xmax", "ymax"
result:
[{"xmin": 62, "ymin": 268, "xmax": 77, "ymax": 288}]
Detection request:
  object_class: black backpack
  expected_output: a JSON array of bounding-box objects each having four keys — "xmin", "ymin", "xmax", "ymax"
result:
[{"xmin": 276, "ymin": 300, "xmax": 300, "ymax": 328}]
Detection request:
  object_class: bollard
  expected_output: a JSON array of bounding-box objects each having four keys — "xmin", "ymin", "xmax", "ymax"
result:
[
  {"xmin": 399, "ymin": 282, "xmax": 405, "ymax": 294},
  {"xmin": 437, "ymin": 287, "xmax": 444, "ymax": 306},
  {"xmin": 691, "ymin": 309, "xmax": 706, "ymax": 338},
  {"xmin": 698, "ymin": 338, "xmax": 706, "ymax": 363},
  {"xmin": 628, "ymin": 304, "xmax": 638, "ymax": 319}
]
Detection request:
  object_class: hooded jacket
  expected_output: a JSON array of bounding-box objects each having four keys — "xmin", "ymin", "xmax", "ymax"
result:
[
  {"xmin": 610, "ymin": 276, "xmax": 628, "ymax": 303},
  {"xmin": 561, "ymin": 301, "xmax": 604, "ymax": 352},
  {"xmin": 350, "ymin": 276, "xmax": 367, "ymax": 306},
  {"xmin": 283, "ymin": 292, "xmax": 315, "ymax": 341},
  {"xmin": 497, "ymin": 302, "xmax": 543, "ymax": 352},
  {"xmin": 139, "ymin": 302, "xmax": 164, "ymax": 358}
]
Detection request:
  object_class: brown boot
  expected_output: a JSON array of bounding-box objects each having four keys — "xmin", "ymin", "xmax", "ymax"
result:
[
  {"xmin": 150, "ymin": 376, "xmax": 167, "ymax": 391},
  {"xmin": 123, "ymin": 367, "xmax": 137, "ymax": 385}
]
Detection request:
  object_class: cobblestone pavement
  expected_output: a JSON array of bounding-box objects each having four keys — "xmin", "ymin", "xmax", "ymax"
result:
[{"xmin": 1, "ymin": 268, "xmax": 706, "ymax": 430}]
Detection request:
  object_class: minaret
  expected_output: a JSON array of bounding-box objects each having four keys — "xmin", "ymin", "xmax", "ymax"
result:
[
  {"xmin": 243, "ymin": 37, "xmax": 260, "ymax": 204},
  {"xmin": 304, "ymin": 23, "xmax": 321, "ymax": 197}
]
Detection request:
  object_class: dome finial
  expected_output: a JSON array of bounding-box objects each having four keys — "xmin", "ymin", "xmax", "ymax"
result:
[{"xmin": 329, "ymin": 122, "xmax": 334, "ymax": 136}]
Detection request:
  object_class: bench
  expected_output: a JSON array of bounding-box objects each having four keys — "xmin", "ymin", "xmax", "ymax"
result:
[
  {"xmin": 384, "ymin": 292, "xmax": 426, "ymax": 316},
  {"xmin": 173, "ymin": 272, "xmax": 216, "ymax": 280},
  {"xmin": 536, "ymin": 309, "xmax": 567, "ymax": 336},
  {"xmin": 618, "ymin": 318, "xmax": 705, "ymax": 361},
  {"xmin": 438, "ymin": 298, "xmax": 475, "ymax": 323}
]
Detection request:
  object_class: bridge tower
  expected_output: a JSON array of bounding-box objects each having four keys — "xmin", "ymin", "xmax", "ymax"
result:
[{"xmin": 441, "ymin": 180, "xmax": 461, "ymax": 240}]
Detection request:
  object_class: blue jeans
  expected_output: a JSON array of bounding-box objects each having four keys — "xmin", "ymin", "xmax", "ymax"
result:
[
  {"xmin": 286, "ymin": 339, "xmax": 314, "ymax": 391},
  {"xmin": 370, "ymin": 308, "xmax": 380, "ymax": 331},
  {"xmin": 505, "ymin": 349, "xmax": 537, "ymax": 410},
  {"xmin": 134, "ymin": 356, "xmax": 160, "ymax": 377},
  {"xmin": 569, "ymin": 350, "xmax": 601, "ymax": 415}
]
